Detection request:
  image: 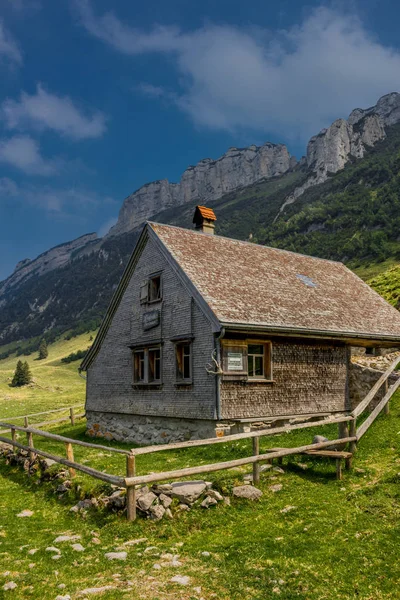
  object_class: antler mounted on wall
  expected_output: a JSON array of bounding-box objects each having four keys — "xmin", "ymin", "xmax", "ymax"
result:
[{"xmin": 206, "ymin": 349, "xmax": 223, "ymax": 375}]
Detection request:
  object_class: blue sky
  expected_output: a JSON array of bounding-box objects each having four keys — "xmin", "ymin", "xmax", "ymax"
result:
[{"xmin": 1, "ymin": 0, "xmax": 400, "ymax": 280}]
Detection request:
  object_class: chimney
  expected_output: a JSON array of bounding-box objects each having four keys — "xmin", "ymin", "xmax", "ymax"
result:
[{"xmin": 193, "ymin": 205, "xmax": 216, "ymax": 234}]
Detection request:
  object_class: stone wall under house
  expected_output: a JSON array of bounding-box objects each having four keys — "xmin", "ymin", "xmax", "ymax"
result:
[{"xmin": 220, "ymin": 341, "xmax": 349, "ymax": 420}]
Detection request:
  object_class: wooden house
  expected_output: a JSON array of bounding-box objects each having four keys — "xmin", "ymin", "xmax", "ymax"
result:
[{"xmin": 81, "ymin": 207, "xmax": 400, "ymax": 444}]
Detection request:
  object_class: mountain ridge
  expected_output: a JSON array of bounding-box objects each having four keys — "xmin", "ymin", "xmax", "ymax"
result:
[{"xmin": 2, "ymin": 91, "xmax": 400, "ymax": 347}]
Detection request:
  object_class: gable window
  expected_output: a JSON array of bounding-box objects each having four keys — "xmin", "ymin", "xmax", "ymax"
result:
[
  {"xmin": 140, "ymin": 273, "xmax": 162, "ymax": 304},
  {"xmin": 175, "ymin": 342, "xmax": 192, "ymax": 382},
  {"xmin": 133, "ymin": 346, "xmax": 162, "ymax": 384}
]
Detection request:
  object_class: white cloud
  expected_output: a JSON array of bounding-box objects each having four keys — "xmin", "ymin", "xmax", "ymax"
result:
[
  {"xmin": 0, "ymin": 176, "xmax": 115, "ymax": 214},
  {"xmin": 75, "ymin": 2, "xmax": 400, "ymax": 141},
  {"xmin": 0, "ymin": 135, "xmax": 57, "ymax": 175},
  {"xmin": 2, "ymin": 84, "xmax": 107, "ymax": 140},
  {"xmin": 0, "ymin": 19, "xmax": 22, "ymax": 66}
]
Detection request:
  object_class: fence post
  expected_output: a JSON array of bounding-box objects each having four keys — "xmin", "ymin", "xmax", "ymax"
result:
[
  {"xmin": 252, "ymin": 437, "xmax": 260, "ymax": 484},
  {"xmin": 126, "ymin": 454, "xmax": 136, "ymax": 522},
  {"xmin": 11, "ymin": 427, "xmax": 16, "ymax": 454},
  {"xmin": 348, "ymin": 418, "xmax": 357, "ymax": 468},
  {"xmin": 65, "ymin": 442, "xmax": 76, "ymax": 478},
  {"xmin": 70, "ymin": 407, "xmax": 75, "ymax": 426},
  {"xmin": 384, "ymin": 380, "xmax": 390, "ymax": 415},
  {"xmin": 26, "ymin": 431, "xmax": 35, "ymax": 462},
  {"xmin": 24, "ymin": 416, "xmax": 29, "ymax": 428}
]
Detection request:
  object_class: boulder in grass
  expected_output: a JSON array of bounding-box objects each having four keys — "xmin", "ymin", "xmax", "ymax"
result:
[
  {"xmin": 149, "ymin": 504, "xmax": 165, "ymax": 521},
  {"xmin": 170, "ymin": 481, "xmax": 207, "ymax": 504},
  {"xmin": 232, "ymin": 485, "xmax": 263, "ymax": 500}
]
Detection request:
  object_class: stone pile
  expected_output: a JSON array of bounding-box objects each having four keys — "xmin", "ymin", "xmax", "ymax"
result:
[{"xmin": 101, "ymin": 480, "xmax": 227, "ymax": 521}]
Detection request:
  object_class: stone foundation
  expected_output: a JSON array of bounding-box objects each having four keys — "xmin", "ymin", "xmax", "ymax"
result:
[
  {"xmin": 349, "ymin": 362, "xmax": 399, "ymax": 411},
  {"xmin": 86, "ymin": 411, "xmax": 229, "ymax": 445}
]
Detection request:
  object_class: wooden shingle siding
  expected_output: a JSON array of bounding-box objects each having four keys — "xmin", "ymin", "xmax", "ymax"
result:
[
  {"xmin": 220, "ymin": 340, "xmax": 348, "ymax": 419},
  {"xmin": 86, "ymin": 236, "xmax": 216, "ymax": 421}
]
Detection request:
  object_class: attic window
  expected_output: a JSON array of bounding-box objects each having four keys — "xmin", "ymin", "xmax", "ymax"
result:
[
  {"xmin": 149, "ymin": 275, "xmax": 162, "ymax": 302},
  {"xmin": 296, "ymin": 274, "xmax": 317, "ymax": 288},
  {"xmin": 140, "ymin": 273, "xmax": 162, "ymax": 304}
]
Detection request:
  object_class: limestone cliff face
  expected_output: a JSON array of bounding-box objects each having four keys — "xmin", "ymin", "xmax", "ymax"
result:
[
  {"xmin": 0, "ymin": 233, "xmax": 98, "ymax": 295},
  {"xmin": 108, "ymin": 143, "xmax": 293, "ymax": 237},
  {"xmin": 279, "ymin": 93, "xmax": 400, "ymax": 214}
]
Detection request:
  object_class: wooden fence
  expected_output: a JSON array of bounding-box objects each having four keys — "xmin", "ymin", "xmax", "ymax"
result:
[
  {"xmin": 0, "ymin": 358, "xmax": 399, "ymax": 522},
  {"xmin": 0, "ymin": 403, "xmax": 85, "ymax": 434}
]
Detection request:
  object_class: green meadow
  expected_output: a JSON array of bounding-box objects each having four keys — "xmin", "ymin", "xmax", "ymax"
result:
[{"xmin": 1, "ymin": 334, "xmax": 400, "ymax": 599}]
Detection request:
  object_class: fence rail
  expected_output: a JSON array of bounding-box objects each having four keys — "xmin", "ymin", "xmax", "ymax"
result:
[
  {"xmin": 0, "ymin": 363, "xmax": 400, "ymax": 521},
  {"xmin": 0, "ymin": 403, "xmax": 85, "ymax": 434}
]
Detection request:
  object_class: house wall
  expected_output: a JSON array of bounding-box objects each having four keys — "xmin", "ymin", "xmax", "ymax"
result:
[
  {"xmin": 220, "ymin": 339, "xmax": 349, "ymax": 419},
  {"xmin": 86, "ymin": 234, "xmax": 217, "ymax": 444}
]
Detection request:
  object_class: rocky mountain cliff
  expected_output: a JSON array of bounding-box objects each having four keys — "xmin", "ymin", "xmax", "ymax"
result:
[
  {"xmin": 108, "ymin": 143, "xmax": 294, "ymax": 237},
  {"xmin": 278, "ymin": 92, "xmax": 400, "ymax": 213}
]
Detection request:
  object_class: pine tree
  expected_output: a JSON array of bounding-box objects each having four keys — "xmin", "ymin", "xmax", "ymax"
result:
[
  {"xmin": 38, "ymin": 338, "xmax": 48, "ymax": 360},
  {"xmin": 11, "ymin": 360, "xmax": 32, "ymax": 387},
  {"xmin": 21, "ymin": 361, "xmax": 32, "ymax": 385}
]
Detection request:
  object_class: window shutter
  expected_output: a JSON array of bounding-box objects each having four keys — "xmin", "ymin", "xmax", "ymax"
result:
[
  {"xmin": 140, "ymin": 279, "xmax": 149, "ymax": 303},
  {"xmin": 221, "ymin": 341, "xmax": 247, "ymax": 381}
]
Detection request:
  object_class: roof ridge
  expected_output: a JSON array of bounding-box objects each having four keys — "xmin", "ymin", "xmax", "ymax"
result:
[{"xmin": 147, "ymin": 221, "xmax": 343, "ymax": 266}]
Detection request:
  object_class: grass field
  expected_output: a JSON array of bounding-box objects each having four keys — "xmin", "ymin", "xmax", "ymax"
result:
[{"xmin": 1, "ymin": 335, "xmax": 400, "ymax": 599}]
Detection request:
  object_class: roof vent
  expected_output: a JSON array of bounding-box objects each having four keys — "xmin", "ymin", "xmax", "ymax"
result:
[{"xmin": 193, "ymin": 205, "xmax": 217, "ymax": 234}]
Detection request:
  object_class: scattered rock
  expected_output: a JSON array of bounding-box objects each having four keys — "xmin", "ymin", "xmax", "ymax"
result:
[
  {"xmin": 76, "ymin": 586, "xmax": 116, "ymax": 596},
  {"xmin": 45, "ymin": 546, "xmax": 61, "ymax": 554},
  {"xmin": 58, "ymin": 584, "xmax": 66, "ymax": 589},
  {"xmin": 170, "ymin": 481, "xmax": 207, "ymax": 504},
  {"xmin": 201, "ymin": 496, "xmax": 218, "ymax": 508},
  {"xmin": 223, "ymin": 497, "xmax": 231, "ymax": 506},
  {"xmin": 70, "ymin": 499, "xmax": 97, "ymax": 513},
  {"xmin": 280, "ymin": 505, "xmax": 296, "ymax": 513},
  {"xmin": 170, "ymin": 575, "xmax": 190, "ymax": 585},
  {"xmin": 123, "ymin": 538, "xmax": 147, "ymax": 546},
  {"xmin": 3, "ymin": 582, "xmax": 17, "ymax": 591},
  {"xmin": 269, "ymin": 484, "xmax": 283, "ymax": 493},
  {"xmin": 17, "ymin": 509, "xmax": 33, "ymax": 518},
  {"xmin": 297, "ymin": 463, "xmax": 309, "ymax": 471},
  {"xmin": 149, "ymin": 504, "xmax": 165, "ymax": 521},
  {"xmin": 273, "ymin": 466, "xmax": 285, "ymax": 474},
  {"xmin": 233, "ymin": 485, "xmax": 263, "ymax": 500},
  {"xmin": 313, "ymin": 435, "xmax": 329, "ymax": 445},
  {"xmin": 71, "ymin": 543, "xmax": 85, "ymax": 552},
  {"xmin": 153, "ymin": 564, "xmax": 162, "ymax": 570},
  {"xmin": 201, "ymin": 551, "xmax": 211, "ymax": 557},
  {"xmin": 91, "ymin": 538, "xmax": 101, "ymax": 545},
  {"xmin": 206, "ymin": 489, "xmax": 223, "ymax": 501},
  {"xmin": 52, "ymin": 554, "xmax": 62, "ymax": 560},
  {"xmin": 260, "ymin": 464, "xmax": 272, "ymax": 472},
  {"xmin": 144, "ymin": 546, "xmax": 158, "ymax": 554},
  {"xmin": 28, "ymin": 548, "xmax": 38, "ymax": 555},
  {"xmin": 159, "ymin": 493, "xmax": 172, "ymax": 508},
  {"xmin": 165, "ymin": 508, "xmax": 173, "ymax": 519},
  {"xmin": 178, "ymin": 503, "xmax": 190, "ymax": 511},
  {"xmin": 137, "ymin": 492, "xmax": 157, "ymax": 512},
  {"xmin": 105, "ymin": 552, "xmax": 127, "ymax": 561},
  {"xmin": 55, "ymin": 596, "xmax": 70, "ymax": 600},
  {"xmin": 54, "ymin": 535, "xmax": 81, "ymax": 543}
]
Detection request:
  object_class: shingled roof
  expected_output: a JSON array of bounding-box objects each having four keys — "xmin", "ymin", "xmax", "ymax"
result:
[{"xmin": 151, "ymin": 222, "xmax": 400, "ymax": 341}]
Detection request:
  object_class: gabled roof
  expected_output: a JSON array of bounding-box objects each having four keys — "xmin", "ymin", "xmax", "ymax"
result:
[
  {"xmin": 81, "ymin": 221, "xmax": 400, "ymax": 371},
  {"xmin": 150, "ymin": 222, "xmax": 400, "ymax": 341}
]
